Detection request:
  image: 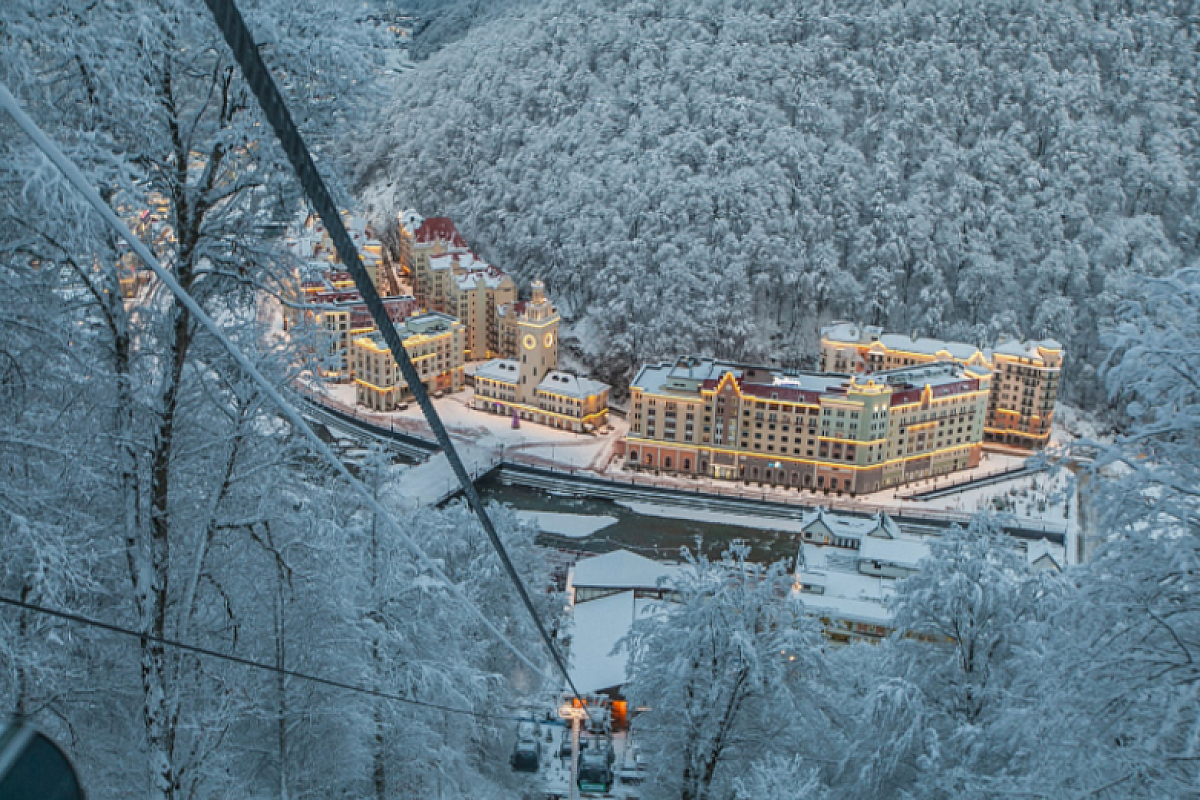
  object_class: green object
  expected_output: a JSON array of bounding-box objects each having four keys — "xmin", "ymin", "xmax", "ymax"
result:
[{"xmin": 0, "ymin": 720, "xmax": 84, "ymax": 800}]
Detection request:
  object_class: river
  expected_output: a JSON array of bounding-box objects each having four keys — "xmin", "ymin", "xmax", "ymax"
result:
[{"xmin": 476, "ymin": 473, "xmax": 802, "ymax": 565}]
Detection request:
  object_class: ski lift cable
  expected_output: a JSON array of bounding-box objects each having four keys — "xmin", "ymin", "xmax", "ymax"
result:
[
  {"xmin": 196, "ymin": 0, "xmax": 590, "ymax": 710},
  {"xmin": 0, "ymin": 79, "xmax": 547, "ymax": 682},
  {"xmin": 0, "ymin": 594, "xmax": 527, "ymax": 722}
]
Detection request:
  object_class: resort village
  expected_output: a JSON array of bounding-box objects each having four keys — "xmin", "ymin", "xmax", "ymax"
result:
[{"xmin": 284, "ymin": 208, "xmax": 1064, "ymax": 496}]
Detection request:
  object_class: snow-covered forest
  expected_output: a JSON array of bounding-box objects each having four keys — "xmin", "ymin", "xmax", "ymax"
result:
[
  {"xmin": 2, "ymin": 0, "xmax": 1199, "ymax": 798},
  {"xmin": 0, "ymin": 2, "xmax": 550, "ymax": 797},
  {"xmin": 357, "ymin": 0, "xmax": 1199, "ymax": 402}
]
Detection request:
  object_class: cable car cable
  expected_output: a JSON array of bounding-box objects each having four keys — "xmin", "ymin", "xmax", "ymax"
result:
[
  {"xmin": 197, "ymin": 0, "xmax": 589, "ymax": 710},
  {"xmin": 0, "ymin": 594, "xmax": 528, "ymax": 723}
]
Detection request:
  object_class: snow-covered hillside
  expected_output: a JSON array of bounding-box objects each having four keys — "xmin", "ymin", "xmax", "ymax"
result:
[{"xmin": 359, "ymin": 0, "xmax": 1199, "ymax": 400}]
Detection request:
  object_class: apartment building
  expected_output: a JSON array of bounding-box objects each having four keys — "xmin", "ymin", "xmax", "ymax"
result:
[
  {"xmin": 350, "ymin": 312, "xmax": 465, "ymax": 412},
  {"xmin": 820, "ymin": 322, "xmax": 1063, "ymax": 451},
  {"xmin": 407, "ymin": 217, "xmax": 519, "ymax": 362},
  {"xmin": 624, "ymin": 356, "xmax": 991, "ymax": 494},
  {"xmin": 409, "ymin": 216, "xmax": 469, "ymax": 313},
  {"xmin": 438, "ymin": 253, "xmax": 517, "ymax": 359},
  {"xmin": 289, "ymin": 210, "xmax": 387, "ymax": 290}
]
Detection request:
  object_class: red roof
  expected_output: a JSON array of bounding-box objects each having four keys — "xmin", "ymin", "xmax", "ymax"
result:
[
  {"xmin": 888, "ymin": 378, "xmax": 978, "ymax": 406},
  {"xmin": 414, "ymin": 216, "xmax": 468, "ymax": 249},
  {"xmin": 310, "ymin": 291, "xmax": 362, "ymax": 305},
  {"xmin": 702, "ymin": 378, "xmax": 824, "ymax": 405}
]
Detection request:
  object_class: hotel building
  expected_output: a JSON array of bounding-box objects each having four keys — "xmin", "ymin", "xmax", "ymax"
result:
[
  {"xmin": 350, "ymin": 312, "xmax": 465, "ymax": 411},
  {"xmin": 819, "ymin": 322, "xmax": 1063, "ymax": 451},
  {"xmin": 624, "ymin": 356, "xmax": 990, "ymax": 494},
  {"xmin": 472, "ymin": 282, "xmax": 610, "ymax": 432},
  {"xmin": 407, "ymin": 216, "xmax": 518, "ymax": 361}
]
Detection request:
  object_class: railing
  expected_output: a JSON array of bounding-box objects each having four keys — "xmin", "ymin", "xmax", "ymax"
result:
[
  {"xmin": 292, "ymin": 381, "xmax": 1065, "ymax": 540},
  {"xmin": 492, "ymin": 460, "xmax": 1067, "ymax": 540},
  {"xmin": 895, "ymin": 463, "xmax": 1041, "ymax": 500}
]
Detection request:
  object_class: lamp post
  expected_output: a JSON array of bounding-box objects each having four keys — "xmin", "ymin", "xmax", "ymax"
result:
[{"xmin": 558, "ymin": 701, "xmax": 588, "ymax": 800}]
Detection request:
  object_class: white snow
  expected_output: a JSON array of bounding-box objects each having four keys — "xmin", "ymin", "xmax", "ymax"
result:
[
  {"xmin": 615, "ymin": 500, "xmax": 809, "ymax": 534},
  {"xmin": 302, "ymin": 379, "xmax": 627, "ymax": 471},
  {"xmin": 858, "ymin": 536, "xmax": 930, "ymax": 569},
  {"xmin": 513, "ymin": 510, "xmax": 617, "ymax": 538},
  {"xmin": 568, "ymin": 590, "xmax": 666, "ymax": 694},
  {"xmin": 570, "ymin": 549, "xmax": 680, "ymax": 591}
]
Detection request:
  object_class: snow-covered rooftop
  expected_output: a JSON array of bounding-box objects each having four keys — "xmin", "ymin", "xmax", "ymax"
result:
[
  {"xmin": 473, "ymin": 358, "xmax": 520, "ymax": 383},
  {"xmin": 877, "ymin": 334, "xmax": 982, "ymax": 361},
  {"xmin": 821, "ymin": 320, "xmax": 881, "ymax": 344},
  {"xmin": 570, "ymin": 549, "xmax": 680, "ymax": 591},
  {"xmin": 990, "ymin": 338, "xmax": 1063, "ymax": 361},
  {"xmin": 538, "ymin": 371, "xmax": 610, "ymax": 400},
  {"xmin": 631, "ymin": 357, "xmax": 741, "ymax": 396},
  {"xmin": 568, "ymin": 590, "xmax": 666, "ymax": 694},
  {"xmin": 801, "ymin": 593, "xmax": 893, "ymax": 627},
  {"xmin": 858, "ymin": 536, "xmax": 931, "ymax": 569}
]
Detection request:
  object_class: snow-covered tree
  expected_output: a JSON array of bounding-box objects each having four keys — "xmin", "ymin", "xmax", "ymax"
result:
[
  {"xmin": 357, "ymin": 0, "xmax": 1199, "ymax": 397},
  {"xmin": 623, "ymin": 546, "xmax": 824, "ymax": 800}
]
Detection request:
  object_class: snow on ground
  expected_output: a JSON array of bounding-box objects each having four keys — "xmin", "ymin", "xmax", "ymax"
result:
[
  {"xmin": 914, "ymin": 468, "xmax": 1075, "ymax": 523},
  {"xmin": 1053, "ymin": 402, "xmax": 1108, "ymax": 445},
  {"xmin": 304, "ymin": 380, "xmax": 626, "ymax": 471},
  {"xmin": 616, "ymin": 501, "xmax": 809, "ymax": 535},
  {"xmin": 302, "ymin": 379, "xmax": 1078, "ymax": 543},
  {"xmin": 567, "ymin": 591, "xmax": 664, "ymax": 695},
  {"xmin": 514, "ymin": 510, "xmax": 618, "ymax": 538}
]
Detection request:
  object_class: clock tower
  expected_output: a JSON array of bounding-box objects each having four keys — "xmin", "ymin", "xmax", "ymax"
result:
[{"xmin": 515, "ymin": 279, "xmax": 560, "ymax": 405}]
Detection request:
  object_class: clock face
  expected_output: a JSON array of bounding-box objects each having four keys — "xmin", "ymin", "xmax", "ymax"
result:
[
  {"xmin": 523, "ymin": 334, "xmax": 536, "ymax": 350},
  {"xmin": 544, "ymin": 332, "xmax": 555, "ymax": 348}
]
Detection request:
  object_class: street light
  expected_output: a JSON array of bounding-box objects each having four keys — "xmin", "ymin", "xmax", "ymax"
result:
[{"xmin": 558, "ymin": 702, "xmax": 589, "ymax": 800}]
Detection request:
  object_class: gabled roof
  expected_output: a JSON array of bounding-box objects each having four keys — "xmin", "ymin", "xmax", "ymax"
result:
[
  {"xmin": 801, "ymin": 508, "xmax": 881, "ymax": 541},
  {"xmin": 413, "ymin": 216, "xmax": 468, "ymax": 249},
  {"xmin": 538, "ymin": 371, "xmax": 610, "ymax": 400},
  {"xmin": 869, "ymin": 512, "xmax": 900, "ymax": 540},
  {"xmin": 568, "ymin": 590, "xmax": 667, "ymax": 694},
  {"xmin": 571, "ymin": 549, "xmax": 679, "ymax": 591},
  {"xmin": 858, "ymin": 536, "xmax": 930, "ymax": 570},
  {"xmin": 1026, "ymin": 539, "xmax": 1064, "ymax": 572}
]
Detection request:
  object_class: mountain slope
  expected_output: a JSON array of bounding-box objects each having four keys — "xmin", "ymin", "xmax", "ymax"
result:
[{"xmin": 358, "ymin": 0, "xmax": 1199, "ymax": 399}]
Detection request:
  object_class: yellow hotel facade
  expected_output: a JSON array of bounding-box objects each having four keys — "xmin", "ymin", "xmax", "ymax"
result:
[
  {"xmin": 471, "ymin": 281, "xmax": 610, "ymax": 432},
  {"xmin": 624, "ymin": 357, "xmax": 990, "ymax": 495},
  {"xmin": 819, "ymin": 322, "xmax": 1063, "ymax": 451},
  {"xmin": 350, "ymin": 312, "xmax": 465, "ymax": 412}
]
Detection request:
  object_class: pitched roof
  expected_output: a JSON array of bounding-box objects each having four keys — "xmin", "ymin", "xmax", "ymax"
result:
[
  {"xmin": 538, "ymin": 371, "xmax": 610, "ymax": 400},
  {"xmin": 568, "ymin": 591, "xmax": 666, "ymax": 694},
  {"xmin": 413, "ymin": 216, "xmax": 468, "ymax": 249},
  {"xmin": 571, "ymin": 549, "xmax": 679, "ymax": 591}
]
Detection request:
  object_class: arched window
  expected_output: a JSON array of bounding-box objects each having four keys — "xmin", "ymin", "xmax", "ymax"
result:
[{"xmin": 628, "ymin": 451, "xmax": 639, "ymax": 462}]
